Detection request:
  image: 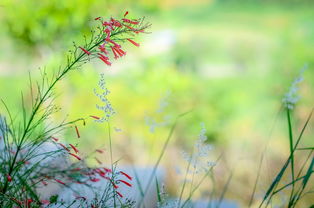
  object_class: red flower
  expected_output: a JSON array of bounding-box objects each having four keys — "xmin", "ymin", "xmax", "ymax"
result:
[
  {"xmin": 58, "ymin": 143, "xmax": 70, "ymax": 152},
  {"xmin": 120, "ymin": 171, "xmax": 132, "ymax": 180},
  {"xmin": 122, "ymin": 18, "xmax": 139, "ymax": 25},
  {"xmin": 69, "ymin": 144, "xmax": 79, "ymax": 154},
  {"xmin": 111, "ymin": 46, "xmax": 119, "ymax": 59},
  {"xmin": 51, "ymin": 136, "xmax": 59, "ymax": 142},
  {"xmin": 116, "ymin": 191, "xmax": 123, "ymax": 198},
  {"xmin": 90, "ymin": 178, "xmax": 100, "ymax": 182},
  {"xmin": 124, "ymin": 11, "xmax": 129, "ymax": 17},
  {"xmin": 127, "ymin": 38, "xmax": 140, "ymax": 47},
  {"xmin": 118, "ymin": 179, "xmax": 132, "ymax": 187},
  {"xmin": 41, "ymin": 200, "xmax": 49, "ymax": 205},
  {"xmin": 75, "ymin": 125, "xmax": 80, "ymax": 138},
  {"xmin": 79, "ymin": 47, "xmax": 91, "ymax": 55},
  {"xmin": 69, "ymin": 153, "xmax": 81, "ymax": 161},
  {"xmin": 103, "ymin": 167, "xmax": 112, "ymax": 173},
  {"xmin": 99, "ymin": 45, "xmax": 108, "ymax": 55},
  {"xmin": 96, "ymin": 149, "xmax": 104, "ymax": 153},
  {"xmin": 90, "ymin": 115, "xmax": 100, "ymax": 120},
  {"xmin": 98, "ymin": 53, "xmax": 112, "ymax": 66},
  {"xmin": 41, "ymin": 180, "xmax": 48, "ymax": 186},
  {"xmin": 7, "ymin": 174, "xmax": 12, "ymax": 182},
  {"xmin": 54, "ymin": 179, "xmax": 66, "ymax": 185}
]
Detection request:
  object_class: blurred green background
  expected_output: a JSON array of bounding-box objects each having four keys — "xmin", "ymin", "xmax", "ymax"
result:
[{"xmin": 0, "ymin": 0, "xmax": 313, "ymax": 206}]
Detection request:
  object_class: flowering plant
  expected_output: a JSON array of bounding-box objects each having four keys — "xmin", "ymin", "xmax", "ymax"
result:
[{"xmin": 0, "ymin": 12, "xmax": 150, "ymax": 207}]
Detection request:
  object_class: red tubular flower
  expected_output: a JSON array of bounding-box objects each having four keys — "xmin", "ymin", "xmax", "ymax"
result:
[
  {"xmin": 69, "ymin": 144, "xmax": 79, "ymax": 154},
  {"xmin": 41, "ymin": 180, "xmax": 48, "ymax": 186},
  {"xmin": 127, "ymin": 38, "xmax": 140, "ymax": 47},
  {"xmin": 111, "ymin": 46, "xmax": 119, "ymax": 59},
  {"xmin": 116, "ymin": 191, "xmax": 123, "ymax": 198},
  {"xmin": 122, "ymin": 18, "xmax": 139, "ymax": 25},
  {"xmin": 90, "ymin": 178, "xmax": 100, "ymax": 182},
  {"xmin": 98, "ymin": 53, "xmax": 112, "ymax": 66},
  {"xmin": 124, "ymin": 11, "xmax": 129, "ymax": 17},
  {"xmin": 90, "ymin": 115, "xmax": 100, "ymax": 120},
  {"xmin": 41, "ymin": 200, "xmax": 49, "ymax": 205},
  {"xmin": 107, "ymin": 39, "xmax": 121, "ymax": 48},
  {"xmin": 120, "ymin": 171, "xmax": 132, "ymax": 180},
  {"xmin": 51, "ymin": 136, "xmax": 59, "ymax": 142},
  {"xmin": 54, "ymin": 179, "xmax": 66, "ymax": 185},
  {"xmin": 75, "ymin": 125, "xmax": 80, "ymax": 138},
  {"xmin": 118, "ymin": 179, "xmax": 132, "ymax": 187},
  {"xmin": 96, "ymin": 149, "xmax": 104, "ymax": 153},
  {"xmin": 104, "ymin": 167, "xmax": 112, "ymax": 173},
  {"xmin": 79, "ymin": 47, "xmax": 91, "ymax": 55},
  {"xmin": 124, "ymin": 24, "xmax": 136, "ymax": 31},
  {"xmin": 95, "ymin": 17, "xmax": 101, "ymax": 20},
  {"xmin": 104, "ymin": 28, "xmax": 111, "ymax": 40},
  {"xmin": 27, "ymin": 199, "xmax": 33, "ymax": 207},
  {"xmin": 99, "ymin": 45, "xmax": 108, "ymax": 54},
  {"xmin": 7, "ymin": 174, "xmax": 12, "ymax": 182},
  {"xmin": 69, "ymin": 153, "xmax": 81, "ymax": 161},
  {"xmin": 58, "ymin": 143, "xmax": 70, "ymax": 152}
]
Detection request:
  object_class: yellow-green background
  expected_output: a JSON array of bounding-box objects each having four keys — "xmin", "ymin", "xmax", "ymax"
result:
[{"xmin": 0, "ymin": 0, "xmax": 313, "ymax": 206}]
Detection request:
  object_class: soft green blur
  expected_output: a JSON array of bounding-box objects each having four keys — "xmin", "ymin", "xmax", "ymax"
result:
[{"xmin": 0, "ymin": 0, "xmax": 313, "ymax": 206}]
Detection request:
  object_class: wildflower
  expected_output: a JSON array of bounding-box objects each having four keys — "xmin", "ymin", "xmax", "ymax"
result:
[
  {"xmin": 94, "ymin": 74, "xmax": 116, "ymax": 122},
  {"xmin": 127, "ymin": 38, "xmax": 140, "ymax": 47},
  {"xmin": 41, "ymin": 180, "xmax": 48, "ymax": 186},
  {"xmin": 95, "ymin": 17, "xmax": 101, "ymax": 20},
  {"xmin": 98, "ymin": 53, "xmax": 112, "ymax": 66},
  {"xmin": 116, "ymin": 191, "xmax": 123, "ymax": 198},
  {"xmin": 69, "ymin": 144, "xmax": 79, "ymax": 154},
  {"xmin": 282, "ymin": 64, "xmax": 308, "ymax": 110},
  {"xmin": 58, "ymin": 143, "xmax": 70, "ymax": 152},
  {"xmin": 90, "ymin": 178, "xmax": 100, "ymax": 182},
  {"xmin": 124, "ymin": 11, "xmax": 129, "ymax": 17},
  {"xmin": 99, "ymin": 45, "xmax": 108, "ymax": 54},
  {"xmin": 41, "ymin": 200, "xmax": 50, "ymax": 205},
  {"xmin": 120, "ymin": 171, "xmax": 132, "ymax": 180},
  {"xmin": 104, "ymin": 167, "xmax": 112, "ymax": 173},
  {"xmin": 69, "ymin": 153, "xmax": 81, "ymax": 161},
  {"xmin": 79, "ymin": 47, "xmax": 91, "ymax": 55},
  {"xmin": 96, "ymin": 149, "xmax": 104, "ymax": 153},
  {"xmin": 111, "ymin": 46, "xmax": 120, "ymax": 59},
  {"xmin": 117, "ymin": 179, "xmax": 132, "ymax": 187},
  {"xmin": 75, "ymin": 125, "xmax": 80, "ymax": 138},
  {"xmin": 181, "ymin": 123, "xmax": 215, "ymax": 173},
  {"xmin": 26, "ymin": 199, "xmax": 33, "ymax": 207},
  {"xmin": 51, "ymin": 136, "xmax": 59, "ymax": 142},
  {"xmin": 122, "ymin": 18, "xmax": 139, "ymax": 25},
  {"xmin": 54, "ymin": 179, "xmax": 66, "ymax": 185},
  {"xmin": 7, "ymin": 174, "xmax": 12, "ymax": 182}
]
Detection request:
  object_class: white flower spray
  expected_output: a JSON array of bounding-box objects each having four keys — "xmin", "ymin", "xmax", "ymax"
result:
[{"xmin": 282, "ymin": 64, "xmax": 308, "ymax": 110}]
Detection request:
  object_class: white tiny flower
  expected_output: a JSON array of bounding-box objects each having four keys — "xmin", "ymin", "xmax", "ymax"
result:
[
  {"xmin": 94, "ymin": 73, "xmax": 115, "ymax": 122},
  {"xmin": 282, "ymin": 64, "xmax": 308, "ymax": 110}
]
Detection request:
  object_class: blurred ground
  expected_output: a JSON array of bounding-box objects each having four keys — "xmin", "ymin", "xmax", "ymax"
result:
[{"xmin": 0, "ymin": 0, "xmax": 313, "ymax": 206}]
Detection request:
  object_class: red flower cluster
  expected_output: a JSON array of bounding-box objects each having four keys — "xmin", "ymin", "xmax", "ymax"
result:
[{"xmin": 79, "ymin": 11, "xmax": 144, "ymax": 67}]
